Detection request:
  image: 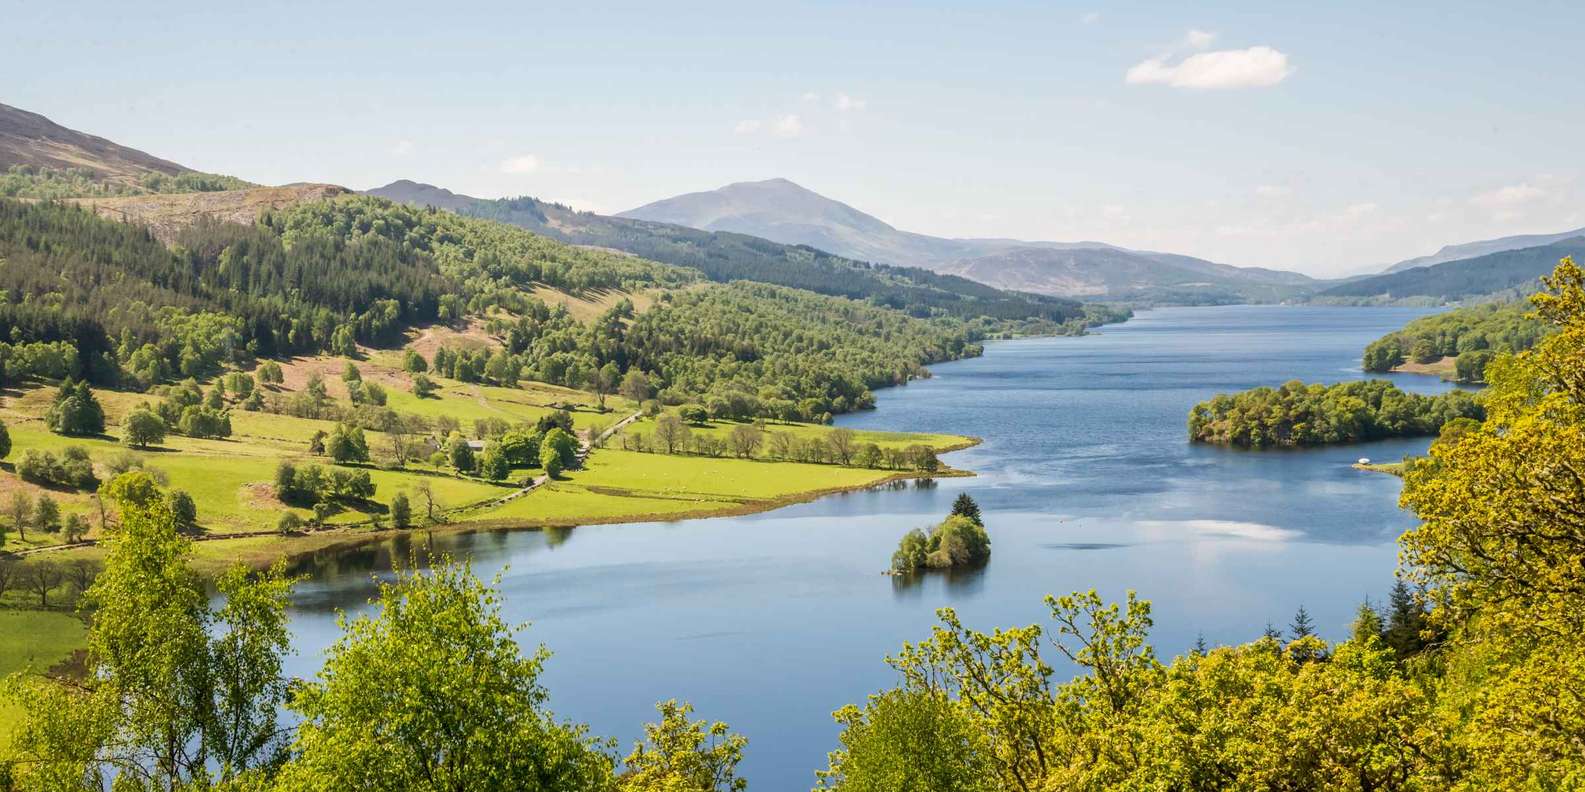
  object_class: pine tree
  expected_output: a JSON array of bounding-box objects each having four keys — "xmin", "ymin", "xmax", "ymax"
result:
[
  {"xmin": 949, "ymin": 493, "xmax": 982, "ymax": 525},
  {"xmin": 1350, "ymin": 597, "xmax": 1385, "ymax": 646},
  {"xmin": 1289, "ymin": 605, "xmax": 1315, "ymax": 641},
  {"xmin": 1385, "ymin": 578, "xmax": 1427, "ymax": 658}
]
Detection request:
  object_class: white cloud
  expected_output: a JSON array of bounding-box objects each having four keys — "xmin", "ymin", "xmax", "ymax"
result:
[
  {"xmin": 1080, "ymin": 11, "xmax": 1101, "ymax": 24},
  {"xmin": 1185, "ymin": 29, "xmax": 1216, "ymax": 49},
  {"xmin": 833, "ymin": 92, "xmax": 866, "ymax": 112},
  {"xmin": 498, "ymin": 154, "xmax": 541, "ymax": 175},
  {"xmin": 1254, "ymin": 184, "xmax": 1291, "ymax": 199},
  {"xmin": 1470, "ymin": 182, "xmax": 1546, "ymax": 210},
  {"xmin": 800, "ymin": 91, "xmax": 821, "ymax": 102},
  {"xmin": 1126, "ymin": 45, "xmax": 1292, "ymax": 89},
  {"xmin": 733, "ymin": 119, "xmax": 763, "ymax": 135},
  {"xmin": 389, "ymin": 139, "xmax": 415, "ymax": 156},
  {"xmin": 771, "ymin": 114, "xmax": 804, "ymax": 137},
  {"xmin": 1343, "ymin": 201, "xmax": 1379, "ymax": 218}
]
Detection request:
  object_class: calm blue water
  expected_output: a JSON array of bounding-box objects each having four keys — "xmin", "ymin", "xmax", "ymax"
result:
[{"xmin": 281, "ymin": 305, "xmax": 1457, "ymax": 789}]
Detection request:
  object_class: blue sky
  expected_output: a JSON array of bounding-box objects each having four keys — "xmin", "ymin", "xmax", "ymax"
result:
[{"xmin": 6, "ymin": 0, "xmax": 1582, "ymax": 275}]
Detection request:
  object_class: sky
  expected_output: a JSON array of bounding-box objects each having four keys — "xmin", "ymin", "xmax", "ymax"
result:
[{"xmin": 6, "ymin": 0, "xmax": 1583, "ymax": 277}]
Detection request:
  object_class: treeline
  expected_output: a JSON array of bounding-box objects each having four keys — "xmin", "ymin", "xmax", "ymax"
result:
[
  {"xmin": 421, "ymin": 281, "xmax": 981, "ymax": 419},
  {"xmin": 1188, "ymin": 378, "xmax": 1483, "ymax": 447},
  {"xmin": 0, "ymin": 199, "xmax": 448, "ymax": 383},
  {"xmin": 0, "ymin": 164, "xmax": 254, "ymax": 200},
  {"xmin": 628, "ymin": 282, "xmax": 977, "ymax": 417},
  {"xmin": 271, "ymin": 196, "xmax": 694, "ymax": 300},
  {"xmin": 1362, "ymin": 300, "xmax": 1550, "ymax": 382}
]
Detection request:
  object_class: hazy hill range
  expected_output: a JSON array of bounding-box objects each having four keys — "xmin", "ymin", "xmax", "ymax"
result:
[
  {"xmin": 1319, "ymin": 237, "xmax": 1585, "ymax": 303},
  {"xmin": 618, "ymin": 178, "xmax": 1317, "ymax": 303},
  {"xmin": 366, "ymin": 180, "xmax": 1103, "ymax": 325},
  {"xmin": 1381, "ymin": 226, "xmax": 1585, "ymax": 273}
]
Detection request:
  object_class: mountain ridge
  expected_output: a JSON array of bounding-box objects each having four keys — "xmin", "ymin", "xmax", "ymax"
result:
[
  {"xmin": 619, "ymin": 178, "xmax": 1316, "ymax": 302},
  {"xmin": 1381, "ymin": 226, "xmax": 1585, "ymax": 273}
]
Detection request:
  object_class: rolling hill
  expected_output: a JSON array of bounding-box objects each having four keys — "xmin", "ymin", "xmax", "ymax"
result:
[
  {"xmin": 618, "ymin": 178, "xmax": 1317, "ymax": 303},
  {"xmin": 1319, "ymin": 237, "xmax": 1585, "ymax": 302},
  {"xmin": 1381, "ymin": 226, "xmax": 1585, "ymax": 273},
  {"xmin": 366, "ymin": 180, "xmax": 1102, "ymax": 325}
]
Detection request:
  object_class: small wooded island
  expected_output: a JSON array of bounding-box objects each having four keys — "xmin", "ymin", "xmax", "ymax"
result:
[
  {"xmin": 1188, "ymin": 379, "xmax": 1483, "ymax": 447},
  {"xmin": 890, "ymin": 494, "xmax": 991, "ymax": 573}
]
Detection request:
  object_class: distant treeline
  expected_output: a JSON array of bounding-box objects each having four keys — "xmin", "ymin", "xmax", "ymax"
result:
[
  {"xmin": 0, "ymin": 164, "xmax": 254, "ymax": 200},
  {"xmin": 1362, "ymin": 300, "xmax": 1550, "ymax": 382},
  {"xmin": 440, "ymin": 193, "xmax": 1105, "ymax": 326},
  {"xmin": 1188, "ymin": 379, "xmax": 1483, "ymax": 447}
]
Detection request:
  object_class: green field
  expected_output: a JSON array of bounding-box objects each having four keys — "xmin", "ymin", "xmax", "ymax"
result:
[
  {"xmin": 0, "ymin": 610, "xmax": 87, "ymax": 743},
  {"xmin": 472, "ymin": 448, "xmax": 902, "ymax": 525}
]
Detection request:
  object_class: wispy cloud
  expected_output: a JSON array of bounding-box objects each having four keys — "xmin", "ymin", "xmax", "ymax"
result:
[
  {"xmin": 833, "ymin": 92, "xmax": 866, "ymax": 112},
  {"xmin": 498, "ymin": 154, "xmax": 541, "ymax": 174},
  {"xmin": 1126, "ymin": 41, "xmax": 1292, "ymax": 89},
  {"xmin": 733, "ymin": 119, "xmax": 763, "ymax": 135},
  {"xmin": 389, "ymin": 139, "xmax": 415, "ymax": 156},
  {"xmin": 1185, "ymin": 29, "xmax": 1216, "ymax": 49},
  {"xmin": 1079, "ymin": 11, "xmax": 1101, "ymax": 24},
  {"xmin": 1254, "ymin": 184, "xmax": 1291, "ymax": 199},
  {"xmin": 772, "ymin": 114, "xmax": 804, "ymax": 137},
  {"xmin": 1471, "ymin": 182, "xmax": 1546, "ymax": 210}
]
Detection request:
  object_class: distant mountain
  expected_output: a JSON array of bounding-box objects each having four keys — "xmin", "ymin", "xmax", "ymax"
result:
[
  {"xmin": 619, "ymin": 178, "xmax": 1315, "ymax": 302},
  {"xmin": 1382, "ymin": 227, "xmax": 1585, "ymax": 273},
  {"xmin": 1319, "ymin": 237, "xmax": 1585, "ymax": 302},
  {"xmin": 365, "ymin": 180, "xmax": 1096, "ymax": 325}
]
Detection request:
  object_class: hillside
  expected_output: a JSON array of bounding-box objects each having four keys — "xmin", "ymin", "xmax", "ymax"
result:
[
  {"xmin": 1382, "ymin": 226, "xmax": 1585, "ymax": 273},
  {"xmin": 66, "ymin": 183, "xmax": 348, "ymax": 243},
  {"xmin": 617, "ymin": 178, "xmax": 1317, "ymax": 303},
  {"xmin": 366, "ymin": 180, "xmax": 1106, "ymax": 326},
  {"xmin": 1319, "ymin": 237, "xmax": 1585, "ymax": 302},
  {"xmin": 0, "ymin": 102, "xmax": 253, "ymax": 198}
]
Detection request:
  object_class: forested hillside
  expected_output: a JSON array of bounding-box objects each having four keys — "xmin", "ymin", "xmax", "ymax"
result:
[
  {"xmin": 0, "ymin": 194, "xmax": 988, "ymax": 418},
  {"xmin": 1362, "ymin": 300, "xmax": 1551, "ymax": 382},
  {"xmin": 1319, "ymin": 237, "xmax": 1585, "ymax": 302},
  {"xmin": 366, "ymin": 181, "xmax": 1108, "ymax": 327}
]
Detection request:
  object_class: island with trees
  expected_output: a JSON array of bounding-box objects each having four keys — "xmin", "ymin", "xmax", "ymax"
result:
[
  {"xmin": 1187, "ymin": 378, "xmax": 1483, "ymax": 447},
  {"xmin": 890, "ymin": 494, "xmax": 991, "ymax": 573}
]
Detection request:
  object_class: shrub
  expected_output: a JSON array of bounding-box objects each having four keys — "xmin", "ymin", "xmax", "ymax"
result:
[{"xmin": 277, "ymin": 512, "xmax": 303, "ymax": 535}]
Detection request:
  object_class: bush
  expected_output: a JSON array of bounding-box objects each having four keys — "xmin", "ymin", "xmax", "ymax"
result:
[
  {"xmin": 166, "ymin": 490, "xmax": 199, "ymax": 535},
  {"xmin": 277, "ymin": 512, "xmax": 304, "ymax": 535},
  {"xmin": 18, "ymin": 447, "xmax": 97, "ymax": 490},
  {"xmin": 178, "ymin": 405, "xmax": 231, "ymax": 439}
]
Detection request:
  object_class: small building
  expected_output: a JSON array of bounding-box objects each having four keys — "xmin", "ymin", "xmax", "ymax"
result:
[
  {"xmin": 1358, "ymin": 458, "xmax": 1371, "ymax": 465},
  {"xmin": 467, "ymin": 440, "xmax": 487, "ymax": 451}
]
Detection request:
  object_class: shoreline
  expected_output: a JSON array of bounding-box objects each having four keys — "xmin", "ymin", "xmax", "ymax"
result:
[{"xmin": 256, "ymin": 449, "xmax": 982, "ymax": 575}]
